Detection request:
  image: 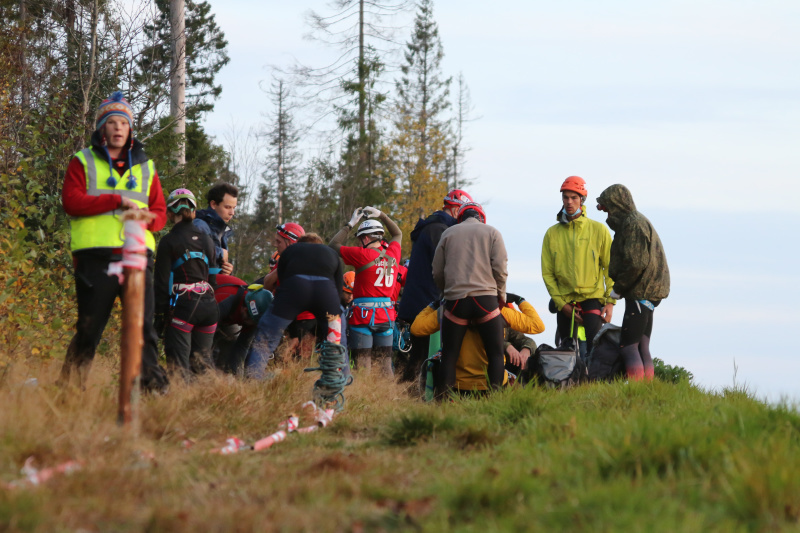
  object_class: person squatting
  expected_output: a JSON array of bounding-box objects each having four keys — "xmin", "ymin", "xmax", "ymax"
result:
[{"xmin": 60, "ymin": 91, "xmax": 670, "ymax": 396}]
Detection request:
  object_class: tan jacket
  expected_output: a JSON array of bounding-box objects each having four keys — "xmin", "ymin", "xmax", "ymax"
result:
[{"xmin": 432, "ymin": 218, "xmax": 508, "ymax": 301}]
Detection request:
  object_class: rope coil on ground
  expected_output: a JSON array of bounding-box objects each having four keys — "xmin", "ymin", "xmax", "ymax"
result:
[{"xmin": 304, "ymin": 341, "xmax": 352, "ymax": 412}]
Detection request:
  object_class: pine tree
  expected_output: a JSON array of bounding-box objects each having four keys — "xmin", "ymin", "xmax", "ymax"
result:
[
  {"xmin": 263, "ymin": 78, "xmax": 302, "ymax": 226},
  {"xmin": 449, "ymin": 72, "xmax": 476, "ymax": 190},
  {"xmin": 298, "ymin": 155, "xmax": 347, "ymax": 241},
  {"xmin": 228, "ymin": 78, "xmax": 304, "ymax": 280},
  {"xmin": 133, "ymin": 0, "xmax": 229, "ymax": 128},
  {"xmin": 134, "ymin": 0, "xmax": 231, "ymax": 186},
  {"xmin": 289, "ymin": 0, "xmax": 411, "ymax": 217},
  {"xmin": 390, "ymin": 0, "xmax": 452, "ymax": 253},
  {"xmin": 336, "ymin": 47, "xmax": 392, "ymax": 214}
]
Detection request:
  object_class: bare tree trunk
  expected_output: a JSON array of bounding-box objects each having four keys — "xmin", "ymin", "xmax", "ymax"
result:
[
  {"xmin": 357, "ymin": 0, "xmax": 368, "ymax": 189},
  {"xmin": 170, "ymin": 0, "xmax": 186, "ymax": 166},
  {"xmin": 65, "ymin": 0, "xmax": 77, "ymax": 86},
  {"xmin": 19, "ymin": 0, "xmax": 29, "ymax": 109},
  {"xmin": 277, "ymin": 80, "xmax": 284, "ymax": 224},
  {"xmin": 452, "ymin": 145, "xmax": 458, "ymax": 189},
  {"xmin": 81, "ymin": 0, "xmax": 100, "ymax": 130}
]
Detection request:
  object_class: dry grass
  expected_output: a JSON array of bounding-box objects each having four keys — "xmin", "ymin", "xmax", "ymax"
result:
[{"xmin": 0, "ymin": 355, "xmax": 421, "ymax": 532}]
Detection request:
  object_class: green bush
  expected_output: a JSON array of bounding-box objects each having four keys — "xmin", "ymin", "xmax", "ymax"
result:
[{"xmin": 654, "ymin": 357, "xmax": 694, "ymax": 383}]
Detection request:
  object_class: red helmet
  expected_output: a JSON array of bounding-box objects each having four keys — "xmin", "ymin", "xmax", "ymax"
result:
[
  {"xmin": 456, "ymin": 202, "xmax": 486, "ymax": 224},
  {"xmin": 276, "ymin": 222, "xmax": 305, "ymax": 243},
  {"xmin": 443, "ymin": 189, "xmax": 473, "ymax": 208},
  {"xmin": 560, "ymin": 176, "xmax": 587, "ymax": 197}
]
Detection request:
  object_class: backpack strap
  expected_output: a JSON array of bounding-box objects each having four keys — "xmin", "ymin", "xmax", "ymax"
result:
[
  {"xmin": 169, "ymin": 250, "xmax": 211, "ymax": 305},
  {"xmin": 355, "ymin": 249, "xmax": 397, "ymax": 275},
  {"xmin": 171, "ymin": 250, "xmax": 209, "ymax": 270}
]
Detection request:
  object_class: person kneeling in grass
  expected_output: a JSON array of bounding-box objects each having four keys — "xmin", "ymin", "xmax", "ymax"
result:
[{"xmin": 411, "ymin": 292, "xmax": 544, "ymax": 396}]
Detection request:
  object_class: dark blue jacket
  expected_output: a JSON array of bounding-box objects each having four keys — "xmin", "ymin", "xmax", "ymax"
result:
[
  {"xmin": 193, "ymin": 207, "xmax": 232, "ymax": 267},
  {"xmin": 396, "ymin": 210, "xmax": 456, "ymax": 322}
]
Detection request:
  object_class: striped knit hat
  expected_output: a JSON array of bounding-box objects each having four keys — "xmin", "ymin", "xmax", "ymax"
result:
[
  {"xmin": 96, "ymin": 91, "xmax": 137, "ymax": 189},
  {"xmin": 96, "ymin": 91, "xmax": 134, "ymax": 130}
]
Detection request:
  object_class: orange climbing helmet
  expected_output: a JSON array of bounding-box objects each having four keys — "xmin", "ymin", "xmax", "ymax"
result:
[
  {"xmin": 342, "ymin": 271, "xmax": 355, "ymax": 294},
  {"xmin": 560, "ymin": 176, "xmax": 587, "ymax": 197}
]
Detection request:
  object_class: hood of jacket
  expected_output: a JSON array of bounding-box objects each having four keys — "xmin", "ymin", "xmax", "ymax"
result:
[
  {"xmin": 196, "ymin": 206, "xmax": 226, "ymax": 229},
  {"xmin": 410, "ymin": 210, "xmax": 456, "ymax": 241},
  {"xmin": 195, "ymin": 206, "xmax": 233, "ymax": 243},
  {"xmin": 597, "ymin": 184, "xmax": 636, "ymax": 231}
]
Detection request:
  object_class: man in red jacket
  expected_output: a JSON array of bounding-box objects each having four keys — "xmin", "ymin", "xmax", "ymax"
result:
[
  {"xmin": 58, "ymin": 91, "xmax": 169, "ymax": 393},
  {"xmin": 329, "ymin": 207, "xmax": 402, "ymax": 376}
]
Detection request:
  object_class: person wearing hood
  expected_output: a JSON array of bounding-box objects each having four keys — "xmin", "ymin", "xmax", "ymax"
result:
[
  {"xmin": 193, "ymin": 182, "xmax": 237, "ymax": 276},
  {"xmin": 597, "ymin": 184, "xmax": 670, "ymax": 381},
  {"xmin": 59, "ymin": 91, "xmax": 169, "ymax": 393},
  {"xmin": 541, "ymin": 176, "xmax": 615, "ymax": 356},
  {"xmin": 395, "ymin": 189, "xmax": 473, "ymax": 383}
]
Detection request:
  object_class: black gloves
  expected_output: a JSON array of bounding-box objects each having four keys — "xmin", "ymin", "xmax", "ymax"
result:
[{"xmin": 506, "ymin": 293, "xmax": 525, "ymax": 305}]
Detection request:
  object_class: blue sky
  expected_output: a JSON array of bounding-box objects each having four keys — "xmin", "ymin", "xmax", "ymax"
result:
[{"xmin": 204, "ymin": 0, "xmax": 800, "ymax": 402}]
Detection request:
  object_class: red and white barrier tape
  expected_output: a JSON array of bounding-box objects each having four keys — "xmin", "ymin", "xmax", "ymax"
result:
[{"xmin": 210, "ymin": 402, "xmax": 335, "ymax": 454}]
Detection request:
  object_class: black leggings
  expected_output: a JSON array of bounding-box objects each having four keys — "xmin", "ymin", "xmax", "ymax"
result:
[
  {"xmin": 556, "ymin": 298, "xmax": 603, "ymax": 353},
  {"xmin": 165, "ymin": 290, "xmax": 219, "ymax": 379},
  {"xmin": 272, "ymin": 275, "xmax": 341, "ymax": 321},
  {"xmin": 440, "ymin": 295, "xmax": 505, "ymax": 394},
  {"xmin": 620, "ymin": 299, "xmax": 657, "ymax": 378},
  {"xmin": 619, "ymin": 299, "xmax": 655, "ymax": 347}
]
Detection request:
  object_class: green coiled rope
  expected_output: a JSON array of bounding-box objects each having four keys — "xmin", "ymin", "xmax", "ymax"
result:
[{"xmin": 304, "ymin": 341, "xmax": 353, "ymax": 412}]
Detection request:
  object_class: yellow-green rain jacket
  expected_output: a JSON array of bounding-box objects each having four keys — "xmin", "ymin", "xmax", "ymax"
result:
[{"xmin": 541, "ymin": 205, "xmax": 615, "ymax": 311}]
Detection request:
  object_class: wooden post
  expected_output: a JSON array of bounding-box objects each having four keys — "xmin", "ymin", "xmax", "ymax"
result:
[{"xmin": 118, "ymin": 210, "xmax": 155, "ymax": 428}]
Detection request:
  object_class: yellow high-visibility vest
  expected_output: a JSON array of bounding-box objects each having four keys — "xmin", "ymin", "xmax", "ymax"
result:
[{"xmin": 69, "ymin": 148, "xmax": 157, "ymax": 252}]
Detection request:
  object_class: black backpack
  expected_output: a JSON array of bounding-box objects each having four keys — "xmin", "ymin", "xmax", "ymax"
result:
[
  {"xmin": 520, "ymin": 342, "xmax": 587, "ymax": 389},
  {"xmin": 587, "ymin": 323, "xmax": 626, "ymax": 382}
]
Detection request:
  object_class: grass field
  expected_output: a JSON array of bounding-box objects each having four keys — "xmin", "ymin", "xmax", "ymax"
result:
[{"xmin": 1, "ymin": 356, "xmax": 799, "ymax": 532}]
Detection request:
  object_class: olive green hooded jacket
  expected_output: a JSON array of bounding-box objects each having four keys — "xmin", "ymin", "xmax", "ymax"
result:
[{"xmin": 596, "ymin": 184, "xmax": 670, "ymax": 302}]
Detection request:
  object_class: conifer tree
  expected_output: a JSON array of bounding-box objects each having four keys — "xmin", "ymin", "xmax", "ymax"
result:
[
  {"xmin": 390, "ymin": 0, "xmax": 452, "ymax": 252},
  {"xmin": 133, "ymin": 0, "xmax": 230, "ymax": 186},
  {"xmin": 133, "ymin": 0, "xmax": 229, "ymax": 127},
  {"xmin": 229, "ymin": 78, "xmax": 303, "ymax": 280},
  {"xmin": 449, "ymin": 72, "xmax": 476, "ymax": 190},
  {"xmin": 289, "ymin": 0, "xmax": 410, "ymax": 216},
  {"xmin": 298, "ymin": 155, "xmax": 343, "ymax": 240},
  {"xmin": 263, "ymin": 78, "xmax": 302, "ymax": 226}
]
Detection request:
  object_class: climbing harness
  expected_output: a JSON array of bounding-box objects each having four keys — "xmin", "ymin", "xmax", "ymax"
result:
[
  {"xmin": 637, "ymin": 299, "xmax": 655, "ymax": 312},
  {"xmin": 168, "ymin": 250, "xmax": 219, "ymax": 307},
  {"xmin": 350, "ymin": 297, "xmax": 394, "ymax": 336},
  {"xmin": 443, "ymin": 307, "xmax": 501, "ymax": 326},
  {"xmin": 393, "ymin": 322, "xmax": 412, "ymax": 353}
]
